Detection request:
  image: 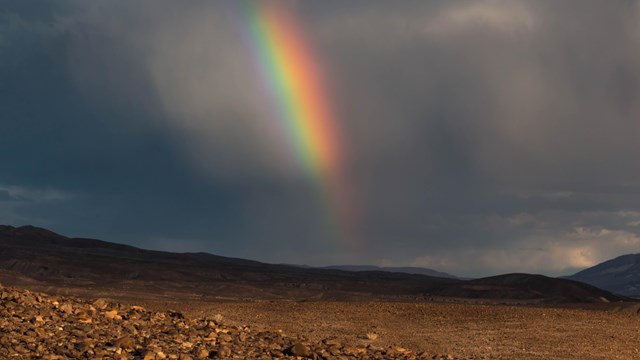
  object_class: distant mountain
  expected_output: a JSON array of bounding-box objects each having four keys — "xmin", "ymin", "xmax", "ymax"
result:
[
  {"xmin": 0, "ymin": 225, "xmax": 629, "ymax": 303},
  {"xmin": 321, "ymin": 265, "xmax": 457, "ymax": 279},
  {"xmin": 567, "ymin": 254, "xmax": 640, "ymax": 297},
  {"xmin": 0, "ymin": 225, "xmax": 459, "ymax": 301},
  {"xmin": 435, "ymin": 273, "xmax": 623, "ymax": 303}
]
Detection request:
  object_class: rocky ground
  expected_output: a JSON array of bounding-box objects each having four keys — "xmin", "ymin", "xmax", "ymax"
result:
[
  {"xmin": 0, "ymin": 284, "xmax": 468, "ymax": 359},
  {"xmin": 156, "ymin": 300, "xmax": 640, "ymax": 360},
  {"xmin": 2, "ymin": 226, "xmax": 639, "ymax": 359},
  {"xmin": 3, "ymin": 283, "xmax": 640, "ymax": 359}
]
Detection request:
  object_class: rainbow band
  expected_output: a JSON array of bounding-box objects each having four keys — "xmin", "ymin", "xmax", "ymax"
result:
[
  {"xmin": 250, "ymin": 1, "xmax": 339, "ymax": 177},
  {"xmin": 228, "ymin": 0, "xmax": 356, "ymax": 245}
]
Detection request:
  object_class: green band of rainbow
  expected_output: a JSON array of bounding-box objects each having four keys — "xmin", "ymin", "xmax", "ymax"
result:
[{"xmin": 229, "ymin": 0, "xmax": 356, "ymax": 245}]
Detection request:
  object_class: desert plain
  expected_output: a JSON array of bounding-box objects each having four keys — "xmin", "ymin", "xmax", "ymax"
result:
[
  {"xmin": 2, "ymin": 226, "xmax": 640, "ymax": 359},
  {"xmin": 148, "ymin": 298, "xmax": 640, "ymax": 359},
  {"xmin": 3, "ymin": 282, "xmax": 640, "ymax": 359}
]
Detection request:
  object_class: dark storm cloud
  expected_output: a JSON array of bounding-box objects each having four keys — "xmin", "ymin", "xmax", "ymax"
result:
[
  {"xmin": 301, "ymin": 0, "xmax": 640, "ymax": 275},
  {"xmin": 0, "ymin": 190, "xmax": 11, "ymax": 202},
  {"xmin": 0, "ymin": 2, "xmax": 241, "ymax": 248},
  {"xmin": 1, "ymin": 1, "xmax": 639, "ymax": 276}
]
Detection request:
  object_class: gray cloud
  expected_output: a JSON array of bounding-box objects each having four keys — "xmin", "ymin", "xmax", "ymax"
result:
[
  {"xmin": 409, "ymin": 210, "xmax": 640, "ymax": 275},
  {"xmin": 1, "ymin": 1, "xmax": 640, "ymax": 276},
  {"xmin": 66, "ymin": 1, "xmax": 306, "ymax": 181}
]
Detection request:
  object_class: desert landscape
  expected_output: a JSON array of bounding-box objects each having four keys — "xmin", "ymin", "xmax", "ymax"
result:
[
  {"xmin": 3, "ymin": 2, "xmax": 640, "ymax": 358},
  {"xmin": 2, "ymin": 225, "xmax": 640, "ymax": 359},
  {"xmin": 4, "ymin": 284, "xmax": 640, "ymax": 360}
]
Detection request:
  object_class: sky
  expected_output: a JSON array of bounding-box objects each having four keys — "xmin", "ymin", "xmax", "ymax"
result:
[{"xmin": 1, "ymin": 0, "xmax": 640, "ymax": 277}]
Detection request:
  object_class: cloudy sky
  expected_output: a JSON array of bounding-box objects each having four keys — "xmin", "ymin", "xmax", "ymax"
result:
[{"xmin": 1, "ymin": 0, "xmax": 640, "ymax": 277}]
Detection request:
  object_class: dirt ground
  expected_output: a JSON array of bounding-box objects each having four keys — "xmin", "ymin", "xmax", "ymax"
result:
[{"xmin": 142, "ymin": 300, "xmax": 640, "ymax": 359}]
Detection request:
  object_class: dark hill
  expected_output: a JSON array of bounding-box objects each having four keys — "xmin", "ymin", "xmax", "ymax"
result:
[
  {"xmin": 0, "ymin": 225, "xmax": 629, "ymax": 303},
  {"xmin": 0, "ymin": 225, "xmax": 457, "ymax": 301},
  {"xmin": 433, "ymin": 273, "xmax": 625, "ymax": 303},
  {"xmin": 320, "ymin": 265, "xmax": 457, "ymax": 279},
  {"xmin": 567, "ymin": 254, "xmax": 640, "ymax": 297}
]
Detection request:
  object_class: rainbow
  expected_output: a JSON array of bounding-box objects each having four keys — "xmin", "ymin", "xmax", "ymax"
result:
[{"xmin": 227, "ymin": 0, "xmax": 356, "ymax": 245}]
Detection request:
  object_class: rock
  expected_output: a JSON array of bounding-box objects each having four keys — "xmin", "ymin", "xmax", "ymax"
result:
[
  {"xmin": 78, "ymin": 314, "xmax": 93, "ymax": 324},
  {"xmin": 325, "ymin": 338, "xmax": 342, "ymax": 346},
  {"xmin": 216, "ymin": 345, "xmax": 231, "ymax": 358},
  {"xmin": 113, "ymin": 335, "xmax": 133, "ymax": 349},
  {"xmin": 195, "ymin": 348, "xmax": 209, "ymax": 359},
  {"xmin": 328, "ymin": 345, "xmax": 341, "ymax": 356},
  {"xmin": 217, "ymin": 333, "xmax": 232, "ymax": 343},
  {"xmin": 238, "ymin": 332, "xmax": 247, "ymax": 342},
  {"xmin": 168, "ymin": 310, "xmax": 184, "ymax": 319},
  {"xmin": 58, "ymin": 303, "xmax": 73, "ymax": 314},
  {"xmin": 287, "ymin": 342, "xmax": 312, "ymax": 357},
  {"xmin": 104, "ymin": 310, "xmax": 122, "ymax": 320},
  {"xmin": 343, "ymin": 346, "xmax": 365, "ymax": 355},
  {"xmin": 0, "ymin": 283, "xmax": 442, "ymax": 360},
  {"xmin": 92, "ymin": 298, "xmax": 109, "ymax": 310}
]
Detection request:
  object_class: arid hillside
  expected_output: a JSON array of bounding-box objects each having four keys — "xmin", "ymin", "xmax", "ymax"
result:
[{"xmin": 0, "ymin": 225, "xmax": 627, "ymax": 303}]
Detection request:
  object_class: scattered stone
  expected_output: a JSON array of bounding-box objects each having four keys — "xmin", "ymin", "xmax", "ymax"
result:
[
  {"xmin": 194, "ymin": 348, "xmax": 209, "ymax": 359},
  {"xmin": 366, "ymin": 332, "xmax": 379, "ymax": 340},
  {"xmin": 0, "ymin": 284, "xmax": 446, "ymax": 359},
  {"xmin": 287, "ymin": 342, "xmax": 312, "ymax": 357},
  {"xmin": 328, "ymin": 345, "xmax": 341, "ymax": 356},
  {"xmin": 104, "ymin": 310, "xmax": 122, "ymax": 320},
  {"xmin": 113, "ymin": 335, "xmax": 133, "ymax": 349},
  {"xmin": 93, "ymin": 298, "xmax": 109, "ymax": 310}
]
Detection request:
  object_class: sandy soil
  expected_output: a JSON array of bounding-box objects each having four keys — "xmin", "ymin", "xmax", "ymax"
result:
[{"xmin": 143, "ymin": 300, "xmax": 640, "ymax": 359}]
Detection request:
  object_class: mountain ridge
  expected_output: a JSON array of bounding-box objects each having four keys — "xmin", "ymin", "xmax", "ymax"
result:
[
  {"xmin": 567, "ymin": 253, "xmax": 640, "ymax": 297},
  {"xmin": 320, "ymin": 265, "xmax": 457, "ymax": 279},
  {"xmin": 0, "ymin": 225, "xmax": 630, "ymax": 303}
]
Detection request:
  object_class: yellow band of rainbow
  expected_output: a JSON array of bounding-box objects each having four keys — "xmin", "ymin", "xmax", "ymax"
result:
[{"xmin": 229, "ymin": 0, "xmax": 357, "ymax": 246}]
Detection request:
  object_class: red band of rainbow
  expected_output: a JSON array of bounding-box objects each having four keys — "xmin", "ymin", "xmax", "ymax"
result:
[{"xmin": 228, "ymin": 0, "xmax": 357, "ymax": 246}]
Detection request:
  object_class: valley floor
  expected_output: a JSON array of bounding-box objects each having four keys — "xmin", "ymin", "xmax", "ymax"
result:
[
  {"xmin": 2, "ymin": 281, "xmax": 640, "ymax": 359},
  {"xmin": 147, "ymin": 299, "xmax": 640, "ymax": 359}
]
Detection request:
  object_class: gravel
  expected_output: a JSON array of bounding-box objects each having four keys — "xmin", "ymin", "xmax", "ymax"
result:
[{"xmin": 0, "ymin": 284, "xmax": 473, "ymax": 359}]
